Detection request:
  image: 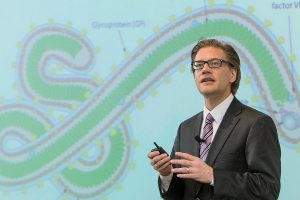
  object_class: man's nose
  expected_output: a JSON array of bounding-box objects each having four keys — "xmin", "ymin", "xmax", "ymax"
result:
[{"xmin": 201, "ymin": 63, "xmax": 211, "ymax": 72}]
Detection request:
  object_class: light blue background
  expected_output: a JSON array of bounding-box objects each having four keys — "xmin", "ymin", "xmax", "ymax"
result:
[{"xmin": 0, "ymin": 1, "xmax": 299, "ymax": 199}]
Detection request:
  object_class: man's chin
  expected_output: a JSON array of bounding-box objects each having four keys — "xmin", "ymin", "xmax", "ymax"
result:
[{"xmin": 199, "ymin": 89, "xmax": 215, "ymax": 96}]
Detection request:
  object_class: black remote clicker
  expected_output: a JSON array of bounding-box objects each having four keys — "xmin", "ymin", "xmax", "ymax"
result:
[{"xmin": 151, "ymin": 142, "xmax": 168, "ymax": 155}]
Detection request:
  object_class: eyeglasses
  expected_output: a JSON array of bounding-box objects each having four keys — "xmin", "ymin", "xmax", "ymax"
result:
[{"xmin": 191, "ymin": 58, "xmax": 233, "ymax": 70}]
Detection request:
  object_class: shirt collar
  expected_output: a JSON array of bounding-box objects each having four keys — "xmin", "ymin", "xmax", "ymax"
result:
[{"xmin": 203, "ymin": 94, "xmax": 234, "ymax": 124}]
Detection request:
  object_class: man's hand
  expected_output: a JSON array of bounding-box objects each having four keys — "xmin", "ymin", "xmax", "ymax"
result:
[
  {"xmin": 148, "ymin": 151, "xmax": 172, "ymax": 176},
  {"xmin": 170, "ymin": 152, "xmax": 213, "ymax": 184}
]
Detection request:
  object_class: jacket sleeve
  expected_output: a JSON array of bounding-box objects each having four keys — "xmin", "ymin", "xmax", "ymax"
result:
[
  {"xmin": 158, "ymin": 123, "xmax": 185, "ymax": 200},
  {"xmin": 213, "ymin": 115, "xmax": 281, "ymax": 199}
]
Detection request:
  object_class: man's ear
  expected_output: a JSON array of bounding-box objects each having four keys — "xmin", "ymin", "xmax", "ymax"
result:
[{"xmin": 230, "ymin": 68, "xmax": 237, "ymax": 83}]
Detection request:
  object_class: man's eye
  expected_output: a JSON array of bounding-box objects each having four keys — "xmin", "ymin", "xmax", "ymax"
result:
[
  {"xmin": 210, "ymin": 61, "xmax": 219, "ymax": 66},
  {"xmin": 196, "ymin": 63, "xmax": 204, "ymax": 67}
]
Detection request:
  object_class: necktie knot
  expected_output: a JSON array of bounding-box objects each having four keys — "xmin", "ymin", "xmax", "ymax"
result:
[{"xmin": 205, "ymin": 113, "xmax": 214, "ymax": 124}]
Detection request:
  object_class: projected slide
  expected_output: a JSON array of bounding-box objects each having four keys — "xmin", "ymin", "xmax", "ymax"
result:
[{"xmin": 0, "ymin": 1, "xmax": 299, "ymax": 199}]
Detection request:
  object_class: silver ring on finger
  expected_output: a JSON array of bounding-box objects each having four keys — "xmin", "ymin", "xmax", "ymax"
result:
[{"xmin": 186, "ymin": 167, "xmax": 189, "ymax": 174}]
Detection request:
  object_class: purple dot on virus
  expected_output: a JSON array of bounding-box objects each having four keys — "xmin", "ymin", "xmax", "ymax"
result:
[{"xmin": 280, "ymin": 110, "xmax": 300, "ymax": 130}]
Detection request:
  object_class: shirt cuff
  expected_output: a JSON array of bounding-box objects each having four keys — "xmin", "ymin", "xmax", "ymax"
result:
[
  {"xmin": 210, "ymin": 173, "xmax": 214, "ymax": 186},
  {"xmin": 160, "ymin": 172, "xmax": 173, "ymax": 191}
]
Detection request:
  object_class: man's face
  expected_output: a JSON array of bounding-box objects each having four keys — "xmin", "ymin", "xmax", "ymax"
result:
[{"xmin": 194, "ymin": 47, "xmax": 237, "ymax": 99}]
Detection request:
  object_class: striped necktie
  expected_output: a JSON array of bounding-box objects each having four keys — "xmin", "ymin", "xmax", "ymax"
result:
[{"xmin": 200, "ymin": 113, "xmax": 214, "ymax": 161}]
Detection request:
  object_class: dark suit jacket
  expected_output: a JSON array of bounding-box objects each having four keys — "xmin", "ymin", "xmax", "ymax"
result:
[{"xmin": 159, "ymin": 97, "xmax": 281, "ymax": 200}]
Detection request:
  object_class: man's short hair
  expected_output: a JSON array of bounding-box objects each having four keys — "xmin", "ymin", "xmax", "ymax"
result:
[{"xmin": 191, "ymin": 38, "xmax": 241, "ymax": 95}]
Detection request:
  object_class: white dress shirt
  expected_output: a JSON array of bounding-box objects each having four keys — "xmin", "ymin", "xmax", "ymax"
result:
[{"xmin": 201, "ymin": 93, "xmax": 234, "ymax": 140}]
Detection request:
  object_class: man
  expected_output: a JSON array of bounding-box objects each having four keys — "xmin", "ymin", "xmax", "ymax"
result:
[{"xmin": 148, "ymin": 38, "xmax": 281, "ymax": 199}]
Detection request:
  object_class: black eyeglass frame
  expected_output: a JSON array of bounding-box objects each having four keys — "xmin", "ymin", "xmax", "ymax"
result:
[{"xmin": 191, "ymin": 58, "xmax": 234, "ymax": 70}]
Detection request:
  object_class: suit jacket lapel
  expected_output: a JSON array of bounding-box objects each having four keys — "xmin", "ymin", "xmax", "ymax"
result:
[
  {"xmin": 206, "ymin": 97, "xmax": 242, "ymax": 166},
  {"xmin": 192, "ymin": 112, "xmax": 204, "ymax": 195},
  {"xmin": 192, "ymin": 112, "xmax": 203, "ymax": 157}
]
